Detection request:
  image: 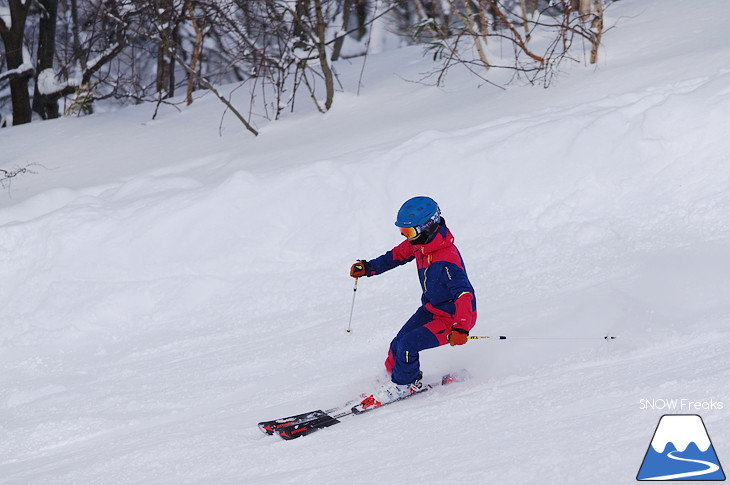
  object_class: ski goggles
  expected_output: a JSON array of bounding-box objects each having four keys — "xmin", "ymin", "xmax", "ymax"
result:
[{"xmin": 399, "ymin": 226, "xmax": 421, "ymax": 240}]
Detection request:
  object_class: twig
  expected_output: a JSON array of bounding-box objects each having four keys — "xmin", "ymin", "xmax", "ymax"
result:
[{"xmin": 0, "ymin": 163, "xmax": 44, "ymax": 197}]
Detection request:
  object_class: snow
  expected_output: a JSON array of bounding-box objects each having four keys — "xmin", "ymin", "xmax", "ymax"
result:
[
  {"xmin": 0, "ymin": 7, "xmax": 11, "ymax": 30},
  {"xmin": 1, "ymin": 0, "xmax": 729, "ymax": 483},
  {"xmin": 86, "ymin": 43, "xmax": 122, "ymax": 72},
  {"xmin": 36, "ymin": 69, "xmax": 63, "ymax": 96},
  {"xmin": 0, "ymin": 47, "xmax": 34, "ymax": 83}
]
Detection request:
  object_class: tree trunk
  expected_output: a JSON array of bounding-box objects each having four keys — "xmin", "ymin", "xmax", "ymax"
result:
[
  {"xmin": 294, "ymin": 0, "xmax": 312, "ymax": 49},
  {"xmin": 185, "ymin": 0, "xmax": 203, "ymax": 105},
  {"xmin": 590, "ymin": 0, "xmax": 604, "ymax": 64},
  {"xmin": 0, "ymin": 0, "xmax": 33, "ymax": 125},
  {"xmin": 33, "ymin": 0, "xmax": 60, "ymax": 119},
  {"xmin": 355, "ymin": 0, "xmax": 368, "ymax": 40},
  {"xmin": 312, "ymin": 0, "xmax": 335, "ymax": 111},
  {"xmin": 331, "ymin": 0, "xmax": 353, "ymax": 61},
  {"xmin": 518, "ymin": 0, "xmax": 530, "ymax": 38},
  {"xmin": 156, "ymin": 0, "xmax": 176, "ymax": 98},
  {"xmin": 70, "ymin": 0, "xmax": 82, "ymax": 58},
  {"xmin": 579, "ymin": 0, "xmax": 592, "ymax": 17}
]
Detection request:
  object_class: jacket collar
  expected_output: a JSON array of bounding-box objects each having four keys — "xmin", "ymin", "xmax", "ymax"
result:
[{"xmin": 416, "ymin": 224, "xmax": 453, "ymax": 255}]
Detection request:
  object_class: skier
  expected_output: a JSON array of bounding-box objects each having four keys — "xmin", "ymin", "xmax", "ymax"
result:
[{"xmin": 350, "ymin": 196, "xmax": 477, "ymax": 408}]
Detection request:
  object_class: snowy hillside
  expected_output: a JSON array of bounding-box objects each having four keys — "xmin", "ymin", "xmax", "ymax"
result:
[{"xmin": 1, "ymin": 0, "xmax": 729, "ymax": 483}]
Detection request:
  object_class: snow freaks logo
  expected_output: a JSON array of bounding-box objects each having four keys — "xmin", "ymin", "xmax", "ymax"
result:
[
  {"xmin": 640, "ymin": 399, "xmax": 724, "ymax": 411},
  {"xmin": 637, "ymin": 414, "xmax": 726, "ymax": 481}
]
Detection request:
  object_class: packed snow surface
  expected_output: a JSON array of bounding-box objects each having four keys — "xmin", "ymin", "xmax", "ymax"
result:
[{"xmin": 1, "ymin": 0, "xmax": 729, "ymax": 483}]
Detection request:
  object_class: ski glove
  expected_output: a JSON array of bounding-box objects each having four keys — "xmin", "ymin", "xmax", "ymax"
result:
[
  {"xmin": 350, "ymin": 260, "xmax": 368, "ymax": 278},
  {"xmin": 448, "ymin": 328, "xmax": 469, "ymax": 346}
]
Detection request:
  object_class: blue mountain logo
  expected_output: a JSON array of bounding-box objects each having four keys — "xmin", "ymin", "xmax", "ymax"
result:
[{"xmin": 637, "ymin": 414, "xmax": 725, "ymax": 481}]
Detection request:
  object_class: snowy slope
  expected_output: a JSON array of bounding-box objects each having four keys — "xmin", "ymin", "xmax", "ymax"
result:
[{"xmin": 1, "ymin": 0, "xmax": 729, "ymax": 483}]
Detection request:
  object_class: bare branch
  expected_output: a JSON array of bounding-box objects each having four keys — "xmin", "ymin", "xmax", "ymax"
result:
[{"xmin": 0, "ymin": 163, "xmax": 44, "ymax": 197}]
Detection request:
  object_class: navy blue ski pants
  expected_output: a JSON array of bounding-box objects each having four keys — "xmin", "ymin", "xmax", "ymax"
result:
[{"xmin": 385, "ymin": 306, "xmax": 452, "ymax": 385}]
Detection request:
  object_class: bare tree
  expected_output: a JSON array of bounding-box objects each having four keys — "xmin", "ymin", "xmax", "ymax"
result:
[
  {"xmin": 1, "ymin": 0, "xmax": 613, "ymax": 133},
  {"xmin": 204, "ymin": 0, "xmax": 344, "ymax": 119},
  {"xmin": 184, "ymin": 0, "xmax": 203, "ymax": 105},
  {"xmin": 587, "ymin": 0, "xmax": 604, "ymax": 65},
  {"xmin": 413, "ymin": 0, "xmax": 609, "ymax": 88},
  {"xmin": 289, "ymin": 0, "xmax": 336, "ymax": 111},
  {"xmin": 331, "ymin": 0, "xmax": 355, "ymax": 61},
  {"xmin": 43, "ymin": 0, "xmax": 131, "ymax": 115},
  {"xmin": 32, "ymin": 0, "xmax": 60, "ymax": 119},
  {"xmin": 0, "ymin": 0, "xmax": 34, "ymax": 125},
  {"xmin": 2, "ymin": 0, "xmax": 137, "ymax": 123}
]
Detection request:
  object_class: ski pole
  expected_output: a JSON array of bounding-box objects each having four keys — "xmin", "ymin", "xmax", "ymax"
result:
[
  {"xmin": 469, "ymin": 335, "xmax": 617, "ymax": 341},
  {"xmin": 345, "ymin": 278, "xmax": 358, "ymax": 335}
]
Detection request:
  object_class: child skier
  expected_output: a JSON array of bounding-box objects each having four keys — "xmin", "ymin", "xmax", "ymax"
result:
[{"xmin": 350, "ymin": 196, "xmax": 477, "ymax": 408}]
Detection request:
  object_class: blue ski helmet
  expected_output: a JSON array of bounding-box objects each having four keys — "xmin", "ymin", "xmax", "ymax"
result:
[{"xmin": 395, "ymin": 196, "xmax": 441, "ymax": 242}]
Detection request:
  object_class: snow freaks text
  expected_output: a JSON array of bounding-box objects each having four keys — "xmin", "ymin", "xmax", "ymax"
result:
[{"xmin": 639, "ymin": 399, "xmax": 724, "ymax": 411}]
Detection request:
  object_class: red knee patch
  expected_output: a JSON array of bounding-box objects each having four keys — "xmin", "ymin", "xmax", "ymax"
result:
[{"xmin": 424, "ymin": 317, "xmax": 454, "ymax": 346}]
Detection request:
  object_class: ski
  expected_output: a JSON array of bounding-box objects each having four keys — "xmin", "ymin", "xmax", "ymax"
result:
[
  {"xmin": 262, "ymin": 370, "xmax": 469, "ymax": 440},
  {"xmin": 257, "ymin": 401, "xmax": 356, "ymax": 435},
  {"xmin": 257, "ymin": 409, "xmax": 332, "ymax": 435},
  {"xmin": 277, "ymin": 412, "xmax": 343, "ymax": 440}
]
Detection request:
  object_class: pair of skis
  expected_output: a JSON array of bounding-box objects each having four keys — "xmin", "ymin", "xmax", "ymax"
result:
[{"xmin": 258, "ymin": 370, "xmax": 469, "ymax": 440}]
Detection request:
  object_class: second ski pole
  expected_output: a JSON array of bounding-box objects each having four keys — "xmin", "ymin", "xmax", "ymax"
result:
[
  {"xmin": 345, "ymin": 278, "xmax": 358, "ymax": 335},
  {"xmin": 468, "ymin": 335, "xmax": 617, "ymax": 341}
]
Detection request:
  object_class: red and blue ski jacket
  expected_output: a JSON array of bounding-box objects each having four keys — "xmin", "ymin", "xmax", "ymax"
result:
[{"xmin": 365, "ymin": 222, "xmax": 477, "ymax": 332}]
